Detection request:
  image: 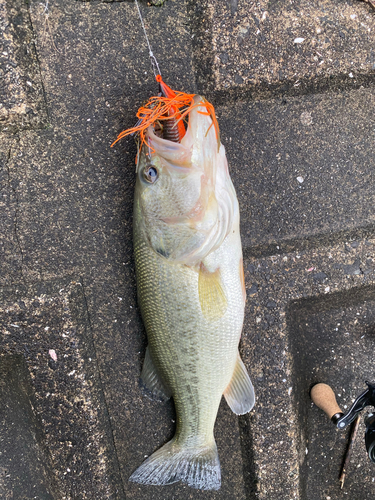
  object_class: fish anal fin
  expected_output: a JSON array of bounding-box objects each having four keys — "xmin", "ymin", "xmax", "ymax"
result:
[
  {"xmin": 141, "ymin": 346, "xmax": 172, "ymax": 401},
  {"xmin": 198, "ymin": 263, "xmax": 227, "ymax": 321},
  {"xmin": 223, "ymin": 354, "xmax": 255, "ymax": 415}
]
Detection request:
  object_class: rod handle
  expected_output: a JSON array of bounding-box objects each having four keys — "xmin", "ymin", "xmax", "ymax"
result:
[{"xmin": 311, "ymin": 383, "xmax": 343, "ymax": 420}]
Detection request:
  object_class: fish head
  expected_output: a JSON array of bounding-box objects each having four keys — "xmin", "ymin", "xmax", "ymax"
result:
[{"xmin": 134, "ymin": 96, "xmax": 238, "ymax": 265}]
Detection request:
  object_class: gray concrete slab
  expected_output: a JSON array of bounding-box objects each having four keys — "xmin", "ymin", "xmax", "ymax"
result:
[
  {"xmin": 0, "ymin": 355, "xmax": 58, "ymax": 500},
  {"xmin": 217, "ymin": 87, "xmax": 375, "ymax": 255},
  {"xmin": 0, "ymin": 280, "xmax": 124, "ymax": 499},
  {"xmin": 0, "ymin": 0, "xmax": 47, "ymax": 132},
  {"xmin": 242, "ymin": 238, "xmax": 375, "ymax": 498},
  {"xmin": 197, "ymin": 0, "xmax": 375, "ymax": 98},
  {"xmin": 0, "ymin": 136, "xmax": 23, "ymax": 284},
  {"xmin": 1, "ymin": 0, "xmax": 375, "ymax": 498}
]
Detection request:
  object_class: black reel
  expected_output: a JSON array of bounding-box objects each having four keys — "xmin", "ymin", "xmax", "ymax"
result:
[
  {"xmin": 332, "ymin": 381, "xmax": 375, "ymax": 463},
  {"xmin": 364, "ymin": 413, "xmax": 375, "ymax": 462}
]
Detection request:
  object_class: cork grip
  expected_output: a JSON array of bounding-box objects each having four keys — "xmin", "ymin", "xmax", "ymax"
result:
[{"xmin": 311, "ymin": 383, "xmax": 343, "ymax": 419}]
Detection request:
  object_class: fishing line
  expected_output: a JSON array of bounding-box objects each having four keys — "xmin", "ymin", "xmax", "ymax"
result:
[{"xmin": 134, "ymin": 0, "xmax": 162, "ymax": 79}]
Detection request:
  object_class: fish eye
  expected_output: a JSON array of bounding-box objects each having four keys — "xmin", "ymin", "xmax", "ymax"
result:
[{"xmin": 143, "ymin": 165, "xmax": 159, "ymax": 183}]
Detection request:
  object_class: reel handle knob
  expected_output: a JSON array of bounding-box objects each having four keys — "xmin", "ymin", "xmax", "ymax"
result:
[{"xmin": 311, "ymin": 383, "xmax": 343, "ymax": 421}]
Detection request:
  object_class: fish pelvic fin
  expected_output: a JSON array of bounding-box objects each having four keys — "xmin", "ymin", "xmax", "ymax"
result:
[
  {"xmin": 224, "ymin": 354, "xmax": 255, "ymax": 415},
  {"xmin": 129, "ymin": 438, "xmax": 221, "ymax": 490},
  {"xmin": 140, "ymin": 346, "xmax": 172, "ymax": 401}
]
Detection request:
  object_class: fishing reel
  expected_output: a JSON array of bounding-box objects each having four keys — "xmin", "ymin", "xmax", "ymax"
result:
[{"xmin": 311, "ymin": 381, "xmax": 375, "ymax": 462}]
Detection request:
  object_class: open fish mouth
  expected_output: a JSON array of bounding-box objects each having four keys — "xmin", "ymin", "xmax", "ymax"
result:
[{"xmin": 111, "ymin": 76, "xmax": 220, "ymax": 153}]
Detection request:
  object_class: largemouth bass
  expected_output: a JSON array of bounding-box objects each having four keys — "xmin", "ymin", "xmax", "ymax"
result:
[{"xmin": 116, "ymin": 79, "xmax": 255, "ymax": 490}]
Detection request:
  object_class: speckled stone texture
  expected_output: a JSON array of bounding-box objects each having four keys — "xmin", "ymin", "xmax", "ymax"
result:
[
  {"xmin": 197, "ymin": 0, "xmax": 375, "ymax": 98},
  {"xmin": 0, "ymin": 280, "xmax": 123, "ymax": 499},
  {"xmin": 0, "ymin": 355, "xmax": 58, "ymax": 499},
  {"xmin": 218, "ymin": 87, "xmax": 375, "ymax": 255},
  {"xmin": 1, "ymin": 0, "xmax": 375, "ymax": 498},
  {"xmin": 0, "ymin": 0, "xmax": 47, "ymax": 132}
]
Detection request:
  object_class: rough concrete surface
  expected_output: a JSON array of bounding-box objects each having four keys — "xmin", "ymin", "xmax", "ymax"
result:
[
  {"xmin": 0, "ymin": 280, "xmax": 123, "ymax": 499},
  {"xmin": 0, "ymin": 355, "xmax": 58, "ymax": 500},
  {"xmin": 1, "ymin": 0, "xmax": 375, "ymax": 498},
  {"xmin": 201, "ymin": 0, "xmax": 375, "ymax": 99},
  {"xmin": 0, "ymin": 0, "xmax": 47, "ymax": 132}
]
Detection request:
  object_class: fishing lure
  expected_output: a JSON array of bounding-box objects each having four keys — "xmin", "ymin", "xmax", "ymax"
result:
[{"xmin": 112, "ymin": 75, "xmax": 219, "ymax": 152}]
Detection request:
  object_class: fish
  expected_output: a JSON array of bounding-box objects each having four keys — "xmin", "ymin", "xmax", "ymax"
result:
[{"xmin": 113, "ymin": 78, "xmax": 255, "ymax": 490}]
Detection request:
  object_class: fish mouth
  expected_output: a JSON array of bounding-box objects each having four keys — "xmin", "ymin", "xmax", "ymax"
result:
[
  {"xmin": 111, "ymin": 79, "xmax": 220, "ymax": 155},
  {"xmin": 152, "ymin": 117, "xmax": 185, "ymax": 143}
]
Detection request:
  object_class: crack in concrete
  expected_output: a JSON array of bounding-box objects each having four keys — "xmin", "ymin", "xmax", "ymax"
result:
[
  {"xmin": 80, "ymin": 278, "xmax": 127, "ymax": 499},
  {"xmin": 5, "ymin": 137, "xmax": 25, "ymax": 280},
  {"xmin": 25, "ymin": 0, "xmax": 51, "ymax": 125}
]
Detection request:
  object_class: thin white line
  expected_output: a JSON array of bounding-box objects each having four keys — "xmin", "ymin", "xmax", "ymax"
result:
[{"xmin": 134, "ymin": 0, "xmax": 161, "ymax": 78}]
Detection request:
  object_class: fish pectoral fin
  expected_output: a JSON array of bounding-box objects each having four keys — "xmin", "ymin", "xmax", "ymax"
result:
[
  {"xmin": 223, "ymin": 354, "xmax": 255, "ymax": 415},
  {"xmin": 198, "ymin": 263, "xmax": 227, "ymax": 321},
  {"xmin": 140, "ymin": 346, "xmax": 172, "ymax": 401}
]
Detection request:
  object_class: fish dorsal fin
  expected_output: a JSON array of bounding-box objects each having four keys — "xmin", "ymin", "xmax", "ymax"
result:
[
  {"xmin": 198, "ymin": 263, "xmax": 227, "ymax": 321},
  {"xmin": 141, "ymin": 346, "xmax": 172, "ymax": 401},
  {"xmin": 223, "ymin": 354, "xmax": 255, "ymax": 415}
]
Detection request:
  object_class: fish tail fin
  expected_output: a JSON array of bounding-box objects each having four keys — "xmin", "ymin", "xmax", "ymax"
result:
[{"xmin": 129, "ymin": 438, "xmax": 221, "ymax": 490}]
